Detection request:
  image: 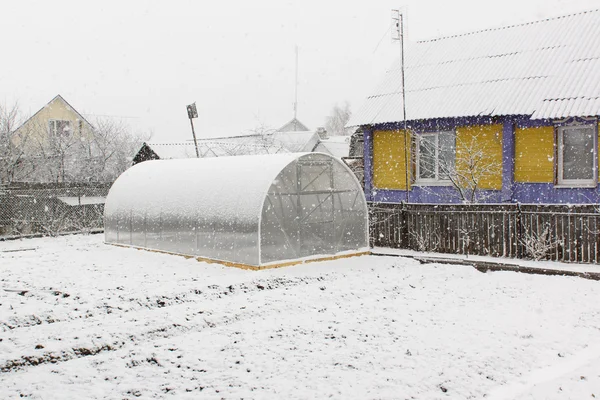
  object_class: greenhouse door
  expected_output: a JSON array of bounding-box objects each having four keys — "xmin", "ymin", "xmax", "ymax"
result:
[{"xmin": 296, "ymin": 158, "xmax": 336, "ymax": 257}]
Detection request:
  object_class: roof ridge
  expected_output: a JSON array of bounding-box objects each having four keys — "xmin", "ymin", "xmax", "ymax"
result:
[
  {"xmin": 417, "ymin": 8, "xmax": 600, "ymax": 44},
  {"xmin": 11, "ymin": 94, "xmax": 94, "ymax": 134}
]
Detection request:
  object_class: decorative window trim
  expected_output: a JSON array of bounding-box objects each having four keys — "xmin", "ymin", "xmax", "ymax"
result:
[
  {"xmin": 556, "ymin": 124, "xmax": 597, "ymax": 187},
  {"xmin": 415, "ymin": 130, "xmax": 455, "ymax": 185}
]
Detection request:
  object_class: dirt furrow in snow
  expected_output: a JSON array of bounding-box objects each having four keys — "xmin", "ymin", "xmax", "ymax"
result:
[{"xmin": 0, "ymin": 274, "xmax": 336, "ymax": 373}]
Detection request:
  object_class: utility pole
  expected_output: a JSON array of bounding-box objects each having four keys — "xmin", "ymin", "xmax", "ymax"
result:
[
  {"xmin": 392, "ymin": 9, "xmax": 409, "ymax": 202},
  {"xmin": 186, "ymin": 102, "xmax": 200, "ymax": 158}
]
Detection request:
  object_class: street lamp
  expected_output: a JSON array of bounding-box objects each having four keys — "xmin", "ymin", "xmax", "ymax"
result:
[{"xmin": 186, "ymin": 102, "xmax": 200, "ymax": 158}]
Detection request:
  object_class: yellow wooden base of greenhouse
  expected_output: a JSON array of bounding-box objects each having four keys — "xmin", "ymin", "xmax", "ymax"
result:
[{"xmin": 109, "ymin": 243, "xmax": 370, "ymax": 270}]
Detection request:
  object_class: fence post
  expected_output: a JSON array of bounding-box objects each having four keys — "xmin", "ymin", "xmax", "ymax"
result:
[
  {"xmin": 368, "ymin": 204, "xmax": 373, "ymax": 247},
  {"xmin": 400, "ymin": 201, "xmax": 409, "ymax": 248},
  {"xmin": 516, "ymin": 202, "xmax": 523, "ymax": 259}
]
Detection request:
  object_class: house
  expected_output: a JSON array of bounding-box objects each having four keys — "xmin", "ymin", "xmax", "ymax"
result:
[
  {"xmin": 277, "ymin": 117, "xmax": 310, "ymax": 132},
  {"xmin": 10, "ymin": 95, "xmax": 96, "ymax": 183},
  {"xmin": 315, "ymin": 136, "xmax": 352, "ymax": 158},
  {"xmin": 350, "ymin": 10, "xmax": 600, "ymax": 204},
  {"xmin": 133, "ymin": 118, "xmax": 329, "ymax": 164},
  {"xmin": 13, "ymin": 95, "xmax": 94, "ymax": 152}
]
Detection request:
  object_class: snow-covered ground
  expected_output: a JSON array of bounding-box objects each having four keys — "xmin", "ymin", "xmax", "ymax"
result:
[
  {"xmin": 374, "ymin": 247, "xmax": 600, "ymax": 274},
  {"xmin": 1, "ymin": 235, "xmax": 599, "ymax": 399}
]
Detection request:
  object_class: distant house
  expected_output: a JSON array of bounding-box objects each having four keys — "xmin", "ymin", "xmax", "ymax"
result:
[
  {"xmin": 350, "ymin": 10, "xmax": 600, "ymax": 204},
  {"xmin": 133, "ymin": 118, "xmax": 333, "ymax": 164},
  {"xmin": 277, "ymin": 117, "xmax": 310, "ymax": 133},
  {"xmin": 13, "ymin": 94, "xmax": 94, "ymax": 152},
  {"xmin": 272, "ymin": 117, "xmax": 323, "ymax": 152},
  {"xmin": 11, "ymin": 95, "xmax": 96, "ymax": 183},
  {"xmin": 315, "ymin": 136, "xmax": 351, "ymax": 159}
]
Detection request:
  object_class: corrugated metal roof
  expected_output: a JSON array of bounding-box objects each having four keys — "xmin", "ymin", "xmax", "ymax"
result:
[{"xmin": 349, "ymin": 9, "xmax": 600, "ymax": 126}]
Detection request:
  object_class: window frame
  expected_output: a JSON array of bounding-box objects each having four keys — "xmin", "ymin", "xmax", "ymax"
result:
[
  {"xmin": 48, "ymin": 119, "xmax": 73, "ymax": 137},
  {"xmin": 415, "ymin": 130, "xmax": 455, "ymax": 185},
  {"xmin": 556, "ymin": 124, "xmax": 597, "ymax": 188}
]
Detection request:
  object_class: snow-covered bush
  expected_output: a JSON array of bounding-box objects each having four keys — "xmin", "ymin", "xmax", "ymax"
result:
[{"xmin": 521, "ymin": 224, "xmax": 562, "ymax": 261}]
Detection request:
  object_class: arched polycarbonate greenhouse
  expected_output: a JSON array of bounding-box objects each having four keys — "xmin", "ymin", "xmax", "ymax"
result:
[{"xmin": 104, "ymin": 153, "xmax": 369, "ymax": 269}]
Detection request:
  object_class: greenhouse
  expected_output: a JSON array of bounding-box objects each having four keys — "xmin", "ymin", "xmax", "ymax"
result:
[{"xmin": 104, "ymin": 153, "xmax": 369, "ymax": 269}]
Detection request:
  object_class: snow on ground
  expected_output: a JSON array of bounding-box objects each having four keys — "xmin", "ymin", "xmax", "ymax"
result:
[
  {"xmin": 1, "ymin": 234, "xmax": 599, "ymax": 399},
  {"xmin": 374, "ymin": 247, "xmax": 600, "ymax": 274}
]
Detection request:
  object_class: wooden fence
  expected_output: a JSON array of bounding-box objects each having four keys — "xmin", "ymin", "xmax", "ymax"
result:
[{"xmin": 369, "ymin": 203, "xmax": 600, "ymax": 264}]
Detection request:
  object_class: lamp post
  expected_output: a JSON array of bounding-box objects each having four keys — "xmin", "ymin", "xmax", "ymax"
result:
[{"xmin": 186, "ymin": 102, "xmax": 200, "ymax": 158}]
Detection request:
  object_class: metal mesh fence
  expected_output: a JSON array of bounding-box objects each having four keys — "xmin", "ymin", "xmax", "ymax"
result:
[{"xmin": 0, "ymin": 183, "xmax": 111, "ymax": 238}]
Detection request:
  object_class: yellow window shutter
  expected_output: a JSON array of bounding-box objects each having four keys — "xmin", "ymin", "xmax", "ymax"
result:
[
  {"xmin": 455, "ymin": 124, "xmax": 503, "ymax": 190},
  {"xmin": 514, "ymin": 126, "xmax": 554, "ymax": 183},
  {"xmin": 373, "ymin": 130, "xmax": 412, "ymax": 190}
]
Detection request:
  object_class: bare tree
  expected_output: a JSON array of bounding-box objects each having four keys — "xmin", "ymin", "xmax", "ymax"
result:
[
  {"xmin": 0, "ymin": 103, "xmax": 32, "ymax": 184},
  {"xmin": 324, "ymin": 102, "xmax": 352, "ymax": 136},
  {"xmin": 8, "ymin": 114, "xmax": 146, "ymax": 184},
  {"xmin": 435, "ymin": 132, "xmax": 503, "ymax": 203},
  {"xmin": 72, "ymin": 118, "xmax": 147, "ymax": 182},
  {"xmin": 28, "ymin": 118, "xmax": 81, "ymax": 183}
]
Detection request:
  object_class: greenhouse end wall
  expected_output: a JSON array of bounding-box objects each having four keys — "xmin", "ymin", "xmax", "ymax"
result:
[
  {"xmin": 260, "ymin": 154, "xmax": 368, "ymax": 264},
  {"xmin": 104, "ymin": 153, "xmax": 368, "ymax": 268}
]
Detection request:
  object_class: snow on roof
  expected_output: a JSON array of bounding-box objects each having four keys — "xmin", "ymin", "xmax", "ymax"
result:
[
  {"xmin": 318, "ymin": 136, "xmax": 351, "ymax": 158},
  {"xmin": 144, "ymin": 142, "xmax": 198, "ymax": 159},
  {"xmin": 145, "ymin": 138, "xmax": 288, "ymax": 160},
  {"xmin": 349, "ymin": 9, "xmax": 600, "ymax": 126},
  {"xmin": 144, "ymin": 130, "xmax": 321, "ymax": 160},
  {"xmin": 277, "ymin": 118, "xmax": 310, "ymax": 132},
  {"xmin": 272, "ymin": 130, "xmax": 320, "ymax": 152},
  {"xmin": 57, "ymin": 196, "xmax": 106, "ymax": 206}
]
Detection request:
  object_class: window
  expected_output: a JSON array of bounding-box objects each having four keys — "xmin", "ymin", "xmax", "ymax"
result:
[
  {"xmin": 48, "ymin": 119, "xmax": 72, "ymax": 137},
  {"xmin": 416, "ymin": 131, "xmax": 455, "ymax": 183},
  {"xmin": 557, "ymin": 125, "xmax": 597, "ymax": 186}
]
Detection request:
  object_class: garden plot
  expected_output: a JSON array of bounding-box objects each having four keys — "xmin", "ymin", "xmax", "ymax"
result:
[{"xmin": 1, "ymin": 235, "xmax": 599, "ymax": 399}]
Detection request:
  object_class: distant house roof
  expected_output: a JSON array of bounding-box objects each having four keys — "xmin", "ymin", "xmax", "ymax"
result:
[
  {"xmin": 272, "ymin": 130, "xmax": 320, "ymax": 152},
  {"xmin": 316, "ymin": 136, "xmax": 351, "ymax": 158},
  {"xmin": 133, "ymin": 136, "xmax": 289, "ymax": 164},
  {"xmin": 133, "ymin": 129, "xmax": 330, "ymax": 164},
  {"xmin": 13, "ymin": 94, "xmax": 94, "ymax": 134},
  {"xmin": 350, "ymin": 9, "xmax": 600, "ymax": 126},
  {"xmin": 277, "ymin": 118, "xmax": 310, "ymax": 132}
]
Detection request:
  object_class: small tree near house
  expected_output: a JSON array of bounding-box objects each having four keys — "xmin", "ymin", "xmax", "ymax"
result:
[{"xmin": 425, "ymin": 131, "xmax": 503, "ymax": 204}]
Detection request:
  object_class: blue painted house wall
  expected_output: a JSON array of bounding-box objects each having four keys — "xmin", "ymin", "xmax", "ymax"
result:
[{"xmin": 363, "ymin": 115, "xmax": 600, "ymax": 204}]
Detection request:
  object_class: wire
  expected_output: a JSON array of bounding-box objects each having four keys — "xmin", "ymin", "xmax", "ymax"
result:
[{"xmin": 372, "ymin": 21, "xmax": 393, "ymax": 54}]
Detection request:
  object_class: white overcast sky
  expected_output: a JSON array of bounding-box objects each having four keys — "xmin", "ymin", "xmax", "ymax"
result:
[{"xmin": 1, "ymin": 0, "xmax": 598, "ymax": 141}]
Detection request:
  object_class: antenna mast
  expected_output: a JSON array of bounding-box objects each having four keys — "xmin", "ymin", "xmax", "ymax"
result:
[{"xmin": 294, "ymin": 45, "xmax": 299, "ymax": 123}]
